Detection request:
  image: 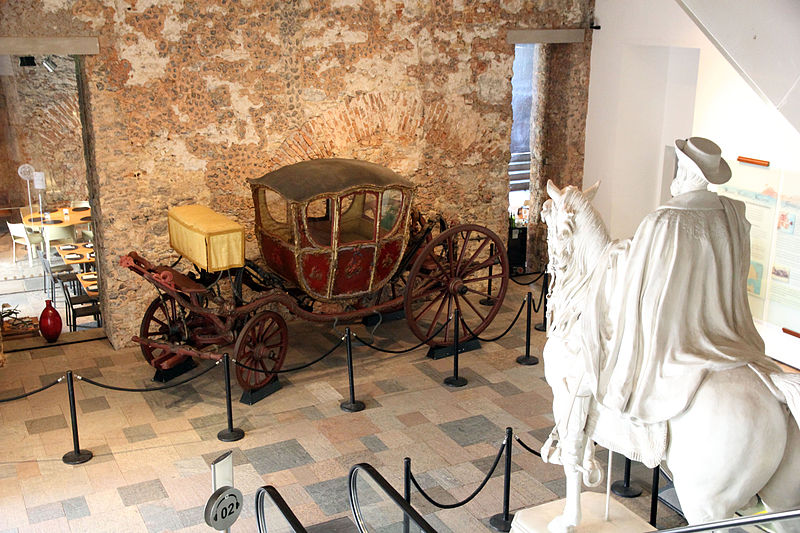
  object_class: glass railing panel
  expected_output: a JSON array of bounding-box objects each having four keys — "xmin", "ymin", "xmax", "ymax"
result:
[
  {"xmin": 349, "ymin": 463, "xmax": 437, "ymax": 533},
  {"xmin": 659, "ymin": 509, "xmax": 800, "ymax": 533},
  {"xmin": 256, "ymin": 486, "xmax": 308, "ymax": 533}
]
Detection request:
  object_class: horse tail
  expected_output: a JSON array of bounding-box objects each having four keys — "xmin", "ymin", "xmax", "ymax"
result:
[{"xmin": 769, "ymin": 372, "xmax": 800, "ymax": 430}]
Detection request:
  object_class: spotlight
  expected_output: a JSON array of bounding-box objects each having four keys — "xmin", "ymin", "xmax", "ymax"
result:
[
  {"xmin": 19, "ymin": 56, "xmax": 36, "ymax": 67},
  {"xmin": 42, "ymin": 57, "xmax": 57, "ymax": 72}
]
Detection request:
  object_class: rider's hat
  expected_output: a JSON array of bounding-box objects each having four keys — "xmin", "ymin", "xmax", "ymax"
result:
[{"xmin": 675, "ymin": 137, "xmax": 732, "ymax": 184}]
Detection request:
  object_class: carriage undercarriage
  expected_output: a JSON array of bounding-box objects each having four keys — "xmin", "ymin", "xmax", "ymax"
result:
[{"xmin": 123, "ymin": 219, "xmax": 510, "ymax": 392}]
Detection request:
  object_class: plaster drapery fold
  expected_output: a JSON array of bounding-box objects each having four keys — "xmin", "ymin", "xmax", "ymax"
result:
[{"xmin": 581, "ymin": 190, "xmax": 778, "ymax": 424}]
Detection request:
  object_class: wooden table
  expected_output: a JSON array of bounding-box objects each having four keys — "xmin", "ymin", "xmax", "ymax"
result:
[
  {"xmin": 76, "ymin": 272, "xmax": 99, "ymax": 298},
  {"xmin": 56, "ymin": 242, "xmax": 96, "ymax": 269},
  {"xmin": 22, "ymin": 206, "xmax": 92, "ymax": 229}
]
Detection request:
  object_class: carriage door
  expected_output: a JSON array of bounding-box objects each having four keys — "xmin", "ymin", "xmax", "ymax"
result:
[{"xmin": 333, "ymin": 191, "xmax": 378, "ymax": 297}]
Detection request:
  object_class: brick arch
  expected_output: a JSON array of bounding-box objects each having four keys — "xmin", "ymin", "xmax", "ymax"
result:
[{"xmin": 263, "ymin": 91, "xmax": 474, "ymax": 176}]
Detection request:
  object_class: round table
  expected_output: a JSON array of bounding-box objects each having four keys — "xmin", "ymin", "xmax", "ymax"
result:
[{"xmin": 22, "ymin": 207, "xmax": 92, "ymax": 229}]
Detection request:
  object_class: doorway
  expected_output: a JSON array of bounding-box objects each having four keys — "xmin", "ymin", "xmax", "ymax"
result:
[{"xmin": 0, "ymin": 52, "xmax": 96, "ymax": 333}]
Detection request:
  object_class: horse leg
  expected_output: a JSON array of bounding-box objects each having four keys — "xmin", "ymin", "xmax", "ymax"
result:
[
  {"xmin": 759, "ymin": 414, "xmax": 800, "ymax": 533},
  {"xmin": 666, "ymin": 367, "xmax": 787, "ymax": 524}
]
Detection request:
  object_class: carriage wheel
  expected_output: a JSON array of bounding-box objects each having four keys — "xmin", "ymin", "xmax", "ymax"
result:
[
  {"xmin": 234, "ymin": 311, "xmax": 288, "ymax": 390},
  {"xmin": 140, "ymin": 295, "xmax": 190, "ymax": 369},
  {"xmin": 404, "ymin": 224, "xmax": 509, "ymax": 347}
]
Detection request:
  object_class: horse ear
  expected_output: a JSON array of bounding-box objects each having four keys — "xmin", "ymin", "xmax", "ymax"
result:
[
  {"xmin": 546, "ymin": 180, "xmax": 563, "ymax": 203},
  {"xmin": 583, "ymin": 180, "xmax": 600, "ymax": 201}
]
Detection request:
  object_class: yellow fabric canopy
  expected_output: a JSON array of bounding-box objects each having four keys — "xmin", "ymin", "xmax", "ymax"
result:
[{"xmin": 168, "ymin": 205, "xmax": 244, "ymax": 272}]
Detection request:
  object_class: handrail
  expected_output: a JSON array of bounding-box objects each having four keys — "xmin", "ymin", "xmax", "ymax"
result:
[
  {"xmin": 348, "ymin": 463, "xmax": 437, "ymax": 533},
  {"xmin": 255, "ymin": 486, "xmax": 308, "ymax": 533},
  {"xmin": 658, "ymin": 508, "xmax": 800, "ymax": 532}
]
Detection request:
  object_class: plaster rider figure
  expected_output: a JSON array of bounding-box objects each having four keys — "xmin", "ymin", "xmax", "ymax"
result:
[{"xmin": 541, "ymin": 137, "xmax": 780, "ymax": 527}]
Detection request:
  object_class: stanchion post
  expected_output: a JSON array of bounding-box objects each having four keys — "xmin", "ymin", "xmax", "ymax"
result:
[
  {"xmin": 650, "ymin": 466, "xmax": 660, "ymax": 527},
  {"xmin": 62, "ymin": 370, "xmax": 93, "ymax": 465},
  {"xmin": 218, "ymin": 354, "xmax": 245, "ymax": 442},
  {"xmin": 444, "ymin": 310, "xmax": 467, "ymax": 387},
  {"xmin": 611, "ymin": 457, "xmax": 643, "ymax": 498},
  {"xmin": 534, "ymin": 272, "xmax": 548, "ymax": 332},
  {"xmin": 403, "ymin": 457, "xmax": 411, "ymax": 533},
  {"xmin": 340, "ymin": 328, "xmax": 365, "ymax": 412},
  {"xmin": 516, "ymin": 292, "xmax": 539, "ymax": 365},
  {"xmin": 480, "ymin": 243, "xmax": 496, "ymax": 306},
  {"xmin": 489, "ymin": 427, "xmax": 514, "ymax": 532}
]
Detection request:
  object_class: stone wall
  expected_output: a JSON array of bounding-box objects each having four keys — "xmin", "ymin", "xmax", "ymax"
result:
[
  {"xmin": 0, "ymin": 55, "xmax": 87, "ymax": 207},
  {"xmin": 1, "ymin": 0, "xmax": 594, "ymax": 348}
]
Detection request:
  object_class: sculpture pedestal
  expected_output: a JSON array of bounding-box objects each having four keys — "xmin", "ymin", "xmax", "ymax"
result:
[{"xmin": 511, "ymin": 493, "xmax": 654, "ymax": 533}]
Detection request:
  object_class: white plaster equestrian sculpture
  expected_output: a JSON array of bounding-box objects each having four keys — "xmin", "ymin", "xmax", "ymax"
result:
[{"xmin": 540, "ymin": 137, "xmax": 800, "ymax": 532}]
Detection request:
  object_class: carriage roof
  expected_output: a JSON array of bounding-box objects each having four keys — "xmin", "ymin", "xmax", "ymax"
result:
[{"xmin": 248, "ymin": 158, "xmax": 414, "ymax": 202}]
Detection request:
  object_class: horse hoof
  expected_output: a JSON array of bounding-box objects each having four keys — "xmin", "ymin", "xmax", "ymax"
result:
[{"xmin": 547, "ymin": 515, "xmax": 577, "ymax": 533}]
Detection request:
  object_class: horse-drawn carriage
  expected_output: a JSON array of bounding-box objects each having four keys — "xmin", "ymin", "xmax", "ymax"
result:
[{"xmin": 122, "ymin": 159, "xmax": 510, "ymax": 391}]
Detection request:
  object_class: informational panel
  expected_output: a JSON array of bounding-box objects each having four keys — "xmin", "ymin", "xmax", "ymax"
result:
[
  {"xmin": 717, "ymin": 163, "xmax": 779, "ymax": 320},
  {"xmin": 765, "ymin": 170, "xmax": 800, "ymax": 329},
  {"xmin": 718, "ymin": 163, "xmax": 800, "ymax": 351}
]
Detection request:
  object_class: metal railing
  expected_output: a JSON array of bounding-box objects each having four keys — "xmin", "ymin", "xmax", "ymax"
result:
[
  {"xmin": 255, "ymin": 485, "xmax": 308, "ymax": 533},
  {"xmin": 349, "ymin": 463, "xmax": 437, "ymax": 533},
  {"xmin": 659, "ymin": 508, "xmax": 800, "ymax": 532}
]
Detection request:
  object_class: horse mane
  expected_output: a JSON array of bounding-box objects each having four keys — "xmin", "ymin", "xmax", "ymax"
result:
[{"xmin": 560, "ymin": 186, "xmax": 611, "ymax": 275}]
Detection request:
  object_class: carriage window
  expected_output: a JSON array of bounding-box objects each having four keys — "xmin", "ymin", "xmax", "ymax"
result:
[
  {"xmin": 306, "ymin": 198, "xmax": 332, "ymax": 247},
  {"xmin": 339, "ymin": 191, "xmax": 378, "ymax": 245},
  {"xmin": 258, "ymin": 189, "xmax": 291, "ymax": 242},
  {"xmin": 379, "ymin": 189, "xmax": 403, "ymax": 238}
]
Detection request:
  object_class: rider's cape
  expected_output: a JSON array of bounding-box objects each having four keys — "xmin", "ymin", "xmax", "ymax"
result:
[{"xmin": 581, "ymin": 189, "xmax": 778, "ymax": 424}]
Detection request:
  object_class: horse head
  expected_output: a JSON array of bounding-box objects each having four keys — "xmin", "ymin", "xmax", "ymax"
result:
[{"xmin": 542, "ymin": 180, "xmax": 606, "ymax": 276}]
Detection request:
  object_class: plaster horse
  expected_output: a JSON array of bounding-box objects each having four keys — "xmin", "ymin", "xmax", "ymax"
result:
[{"xmin": 539, "ymin": 180, "xmax": 800, "ymax": 532}]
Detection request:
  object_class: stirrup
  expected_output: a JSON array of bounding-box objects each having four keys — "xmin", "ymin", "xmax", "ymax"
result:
[{"xmin": 580, "ymin": 457, "xmax": 603, "ymax": 487}]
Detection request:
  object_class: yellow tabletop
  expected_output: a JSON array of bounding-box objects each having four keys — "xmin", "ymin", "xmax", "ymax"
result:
[
  {"xmin": 76, "ymin": 272, "xmax": 99, "ymax": 298},
  {"xmin": 56, "ymin": 242, "xmax": 96, "ymax": 266},
  {"xmin": 23, "ymin": 207, "xmax": 92, "ymax": 228}
]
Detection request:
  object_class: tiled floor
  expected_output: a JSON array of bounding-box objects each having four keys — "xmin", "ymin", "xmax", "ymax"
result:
[{"xmin": 0, "ymin": 280, "xmax": 685, "ymax": 532}]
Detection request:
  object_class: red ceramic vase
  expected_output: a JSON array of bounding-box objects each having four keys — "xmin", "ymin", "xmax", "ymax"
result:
[{"xmin": 39, "ymin": 300, "xmax": 62, "ymax": 343}]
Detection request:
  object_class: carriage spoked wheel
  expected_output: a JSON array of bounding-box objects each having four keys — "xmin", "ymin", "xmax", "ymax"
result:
[
  {"xmin": 140, "ymin": 295, "xmax": 193, "ymax": 370},
  {"xmin": 404, "ymin": 224, "xmax": 509, "ymax": 347},
  {"xmin": 233, "ymin": 311, "xmax": 288, "ymax": 390}
]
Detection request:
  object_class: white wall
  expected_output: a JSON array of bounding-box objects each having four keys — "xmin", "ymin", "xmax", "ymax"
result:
[
  {"xmin": 583, "ymin": 0, "xmax": 800, "ymax": 239},
  {"xmin": 583, "ymin": 0, "xmax": 800, "ymax": 364}
]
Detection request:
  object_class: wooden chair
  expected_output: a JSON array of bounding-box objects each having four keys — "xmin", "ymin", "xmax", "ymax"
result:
[
  {"xmin": 7, "ymin": 222, "xmax": 43, "ymax": 266},
  {"xmin": 60, "ymin": 279, "xmax": 100, "ymax": 332}
]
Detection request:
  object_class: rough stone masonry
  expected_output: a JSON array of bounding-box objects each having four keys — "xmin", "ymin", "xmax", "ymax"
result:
[{"xmin": 1, "ymin": 0, "xmax": 593, "ymax": 348}]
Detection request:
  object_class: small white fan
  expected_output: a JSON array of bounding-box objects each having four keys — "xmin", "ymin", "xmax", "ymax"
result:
[{"xmin": 17, "ymin": 163, "xmax": 34, "ymax": 181}]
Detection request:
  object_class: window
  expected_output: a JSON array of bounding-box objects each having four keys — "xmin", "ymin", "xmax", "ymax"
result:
[
  {"xmin": 339, "ymin": 191, "xmax": 378, "ymax": 245},
  {"xmin": 306, "ymin": 198, "xmax": 332, "ymax": 247},
  {"xmin": 379, "ymin": 189, "xmax": 403, "ymax": 238},
  {"xmin": 258, "ymin": 189, "xmax": 291, "ymax": 242}
]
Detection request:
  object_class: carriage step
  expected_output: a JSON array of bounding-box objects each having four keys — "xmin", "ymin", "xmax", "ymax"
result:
[
  {"xmin": 426, "ymin": 338, "xmax": 481, "ymax": 360},
  {"xmin": 153, "ymin": 357, "xmax": 197, "ymax": 383},
  {"xmin": 240, "ymin": 377, "xmax": 282, "ymax": 405}
]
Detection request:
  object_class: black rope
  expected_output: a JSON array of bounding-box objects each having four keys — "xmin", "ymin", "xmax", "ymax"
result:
[
  {"xmin": 510, "ymin": 271, "xmax": 544, "ymax": 286},
  {"xmin": 459, "ymin": 297, "xmax": 526, "ymax": 342},
  {"xmin": 233, "ymin": 338, "xmax": 344, "ymax": 374},
  {"xmin": 0, "ymin": 376, "xmax": 64, "ymax": 403},
  {"xmin": 514, "ymin": 436, "xmax": 542, "ymax": 457},
  {"xmin": 77, "ymin": 360, "xmax": 220, "ymax": 392},
  {"xmin": 353, "ymin": 317, "xmax": 451, "ymax": 354},
  {"xmin": 409, "ymin": 438, "xmax": 506, "ymax": 509}
]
